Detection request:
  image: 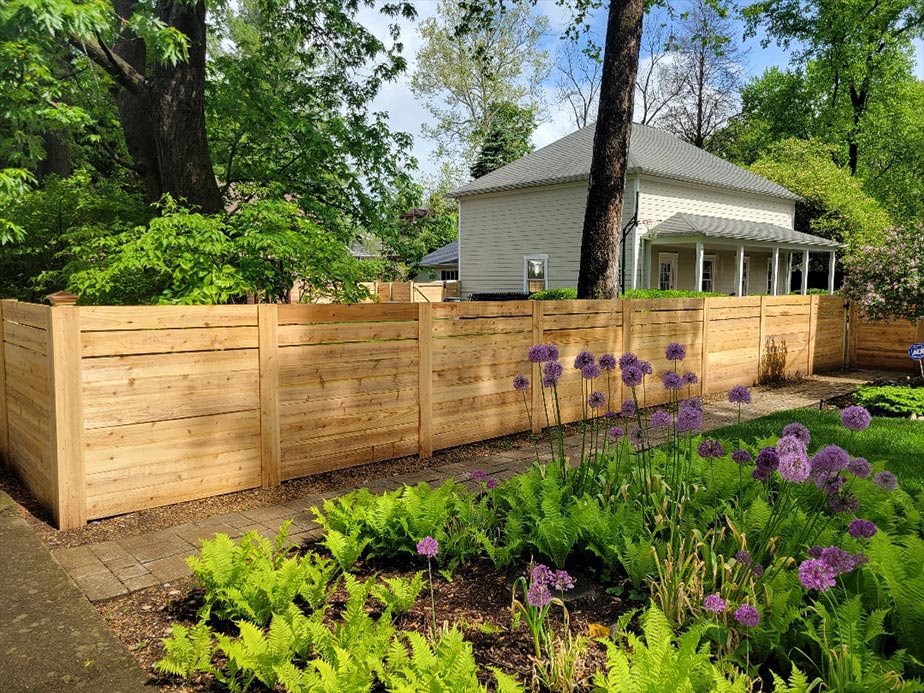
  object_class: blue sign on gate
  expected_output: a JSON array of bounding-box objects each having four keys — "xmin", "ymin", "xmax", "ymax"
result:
[{"xmin": 909, "ymin": 343, "xmax": 924, "ymax": 361}]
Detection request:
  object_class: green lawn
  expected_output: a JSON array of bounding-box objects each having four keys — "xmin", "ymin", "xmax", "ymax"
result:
[{"xmin": 707, "ymin": 409, "xmax": 924, "ymax": 490}]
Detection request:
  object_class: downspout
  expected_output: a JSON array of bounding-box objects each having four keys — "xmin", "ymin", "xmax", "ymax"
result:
[{"xmin": 619, "ymin": 180, "xmax": 640, "ymax": 295}]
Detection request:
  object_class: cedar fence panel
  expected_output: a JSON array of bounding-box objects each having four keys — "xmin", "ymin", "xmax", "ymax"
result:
[
  {"xmin": 849, "ymin": 304, "xmax": 923, "ymax": 372},
  {"xmin": 0, "ymin": 295, "xmax": 869, "ymax": 529}
]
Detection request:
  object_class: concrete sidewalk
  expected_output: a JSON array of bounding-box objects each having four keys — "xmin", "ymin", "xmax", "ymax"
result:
[
  {"xmin": 0, "ymin": 492, "xmax": 148, "ymax": 692},
  {"xmin": 49, "ymin": 369, "xmax": 883, "ymax": 603}
]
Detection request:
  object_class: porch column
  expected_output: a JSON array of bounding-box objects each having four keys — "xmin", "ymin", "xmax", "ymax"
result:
[
  {"xmin": 771, "ymin": 247, "xmax": 780, "ymax": 296},
  {"xmin": 630, "ymin": 231, "xmax": 640, "ymax": 290},
  {"xmin": 694, "ymin": 240, "xmax": 704, "ymax": 292},
  {"xmin": 786, "ymin": 253, "xmax": 793, "ymax": 294},
  {"xmin": 827, "ymin": 250, "xmax": 836, "ymax": 295},
  {"xmin": 736, "ymin": 244, "xmax": 745, "ymax": 296},
  {"xmin": 801, "ymin": 249, "xmax": 810, "ymax": 295}
]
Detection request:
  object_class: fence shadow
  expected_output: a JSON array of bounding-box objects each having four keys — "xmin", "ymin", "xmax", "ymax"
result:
[{"xmin": 760, "ymin": 337, "xmax": 789, "ymax": 385}]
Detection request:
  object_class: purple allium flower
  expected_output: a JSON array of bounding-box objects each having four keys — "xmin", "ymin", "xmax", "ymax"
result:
[
  {"xmin": 811, "ymin": 445, "xmax": 850, "ymax": 474},
  {"xmin": 528, "ymin": 344, "xmax": 546, "ymax": 363},
  {"xmin": 851, "ymin": 552, "xmax": 870, "ymax": 569},
  {"xmin": 620, "ymin": 399, "xmax": 637, "ymax": 418},
  {"xmin": 618, "ymin": 352, "xmax": 639, "ymax": 369},
  {"xmin": 732, "ymin": 449, "xmax": 753, "ymax": 464},
  {"xmin": 752, "ymin": 467, "xmax": 771, "ymax": 482},
  {"xmin": 527, "ymin": 581, "xmax": 552, "ymax": 608},
  {"xmin": 665, "ymin": 342, "xmax": 687, "ymax": 361},
  {"xmin": 847, "ymin": 457, "xmax": 871, "ymax": 479},
  {"xmin": 573, "ymin": 351, "xmax": 595, "ymax": 369},
  {"xmin": 532, "ymin": 564, "xmax": 554, "ymax": 586},
  {"xmin": 662, "ymin": 370, "xmax": 683, "ymax": 391},
  {"xmin": 604, "ymin": 410, "xmax": 617, "ymax": 420},
  {"xmin": 640, "ymin": 360, "xmax": 653, "ymax": 375},
  {"xmin": 782, "ymin": 422, "xmax": 811, "ymax": 446},
  {"xmin": 807, "ymin": 546, "xmax": 824, "ymax": 559},
  {"xmin": 621, "ymin": 365, "xmax": 643, "ymax": 387},
  {"xmin": 681, "ymin": 371, "xmax": 699, "ymax": 386},
  {"xmin": 828, "ymin": 490, "xmax": 859, "ymax": 514},
  {"xmin": 873, "ymin": 471, "xmax": 898, "ymax": 492},
  {"xmin": 629, "ymin": 426, "xmax": 648, "ymax": 448},
  {"xmin": 513, "ymin": 374, "xmax": 530, "ymax": 391},
  {"xmin": 698, "ymin": 439, "xmax": 725, "ymax": 459},
  {"xmin": 733, "ymin": 604, "xmax": 760, "ymax": 627},
  {"xmin": 798, "ymin": 558, "xmax": 836, "ymax": 591},
  {"xmin": 841, "ymin": 405, "xmax": 872, "ymax": 432},
  {"xmin": 752, "ymin": 563, "xmax": 765, "ymax": 578},
  {"xmin": 582, "ymin": 363, "xmax": 601, "ymax": 380},
  {"xmin": 417, "ymin": 536, "xmax": 439, "ymax": 558},
  {"xmin": 676, "ymin": 399, "xmax": 703, "ymax": 432},
  {"xmin": 551, "ymin": 570, "xmax": 575, "ymax": 592},
  {"xmin": 815, "ymin": 474, "xmax": 846, "ymax": 495},
  {"xmin": 820, "ymin": 547, "xmax": 855, "ymax": 575},
  {"xmin": 755, "ymin": 446, "xmax": 779, "ymax": 471},
  {"xmin": 778, "ymin": 453, "xmax": 811, "ymax": 484},
  {"xmin": 542, "ymin": 361, "xmax": 563, "ymax": 388},
  {"xmin": 728, "ymin": 385, "xmax": 752, "ymax": 405},
  {"xmin": 848, "ymin": 519, "xmax": 877, "ymax": 540},
  {"xmin": 703, "ymin": 594, "xmax": 726, "ymax": 613},
  {"xmin": 607, "ymin": 426, "xmax": 625, "ymax": 440},
  {"xmin": 599, "ymin": 353, "xmax": 617, "ymax": 371},
  {"xmin": 588, "ymin": 391, "xmax": 606, "ymax": 409},
  {"xmin": 776, "ymin": 434, "xmax": 807, "ymax": 458},
  {"xmin": 485, "ymin": 477, "xmax": 499, "ymax": 490},
  {"xmin": 650, "ymin": 410, "xmax": 672, "ymax": 429},
  {"xmin": 471, "ymin": 469, "xmax": 488, "ymax": 482},
  {"xmin": 735, "ymin": 550, "xmax": 751, "ymax": 564}
]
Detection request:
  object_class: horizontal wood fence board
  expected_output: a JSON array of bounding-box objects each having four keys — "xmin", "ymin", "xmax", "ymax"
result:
[
  {"xmin": 6, "ymin": 369, "xmax": 51, "ymax": 411},
  {"xmin": 531, "ymin": 312, "xmax": 621, "ymax": 330},
  {"xmin": 431, "ymin": 316, "xmax": 531, "ymax": 338},
  {"xmin": 538, "ymin": 326, "xmax": 620, "ymax": 349},
  {"xmin": 79, "ymin": 305, "xmax": 258, "ymax": 331},
  {"xmin": 433, "ymin": 412, "xmax": 531, "ymax": 450},
  {"xmin": 83, "ymin": 410, "xmax": 258, "ymax": 453},
  {"xmin": 278, "ymin": 303, "xmax": 419, "ymax": 324},
  {"xmin": 7, "ymin": 433, "xmax": 52, "ymax": 507},
  {"xmin": 432, "ymin": 361, "xmax": 535, "ymax": 388},
  {"xmin": 4, "ymin": 342, "xmax": 50, "ymax": 383},
  {"xmin": 279, "ymin": 370, "xmax": 419, "ymax": 402},
  {"xmin": 279, "ymin": 355, "xmax": 418, "ymax": 387},
  {"xmin": 81, "ymin": 349, "xmax": 258, "ymax": 383},
  {"xmin": 279, "ymin": 388, "xmax": 418, "ymax": 418},
  {"xmin": 280, "ymin": 406, "xmax": 417, "ymax": 443},
  {"xmin": 541, "ymin": 299, "xmax": 626, "ymax": 314},
  {"xmin": 82, "ymin": 326, "xmax": 259, "ymax": 357},
  {"xmin": 626, "ymin": 308, "xmax": 705, "ymax": 326},
  {"xmin": 3, "ymin": 302, "xmax": 49, "ymax": 330},
  {"xmin": 277, "ymin": 321, "xmax": 418, "ymax": 346},
  {"xmin": 3, "ymin": 321, "xmax": 48, "ymax": 355},
  {"xmin": 281, "ymin": 430, "xmax": 418, "ymax": 480},
  {"xmin": 433, "ymin": 302, "xmax": 532, "ymax": 319},
  {"xmin": 432, "ymin": 375, "xmax": 528, "ymax": 404},
  {"xmin": 277, "ymin": 339, "xmax": 417, "ymax": 367}
]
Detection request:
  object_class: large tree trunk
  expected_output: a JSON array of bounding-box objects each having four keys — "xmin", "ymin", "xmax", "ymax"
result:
[
  {"xmin": 576, "ymin": 0, "xmax": 645, "ymax": 299},
  {"xmin": 104, "ymin": 0, "xmax": 222, "ymax": 213}
]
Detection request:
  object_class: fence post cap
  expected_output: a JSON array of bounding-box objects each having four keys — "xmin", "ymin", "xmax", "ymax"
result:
[{"xmin": 45, "ymin": 291, "xmax": 79, "ymax": 306}]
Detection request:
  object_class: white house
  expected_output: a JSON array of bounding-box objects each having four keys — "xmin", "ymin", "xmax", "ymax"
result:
[{"xmin": 449, "ymin": 123, "xmax": 842, "ymax": 297}]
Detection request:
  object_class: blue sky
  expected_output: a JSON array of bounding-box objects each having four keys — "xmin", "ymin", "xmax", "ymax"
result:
[{"xmin": 360, "ymin": 1, "xmax": 917, "ymax": 184}]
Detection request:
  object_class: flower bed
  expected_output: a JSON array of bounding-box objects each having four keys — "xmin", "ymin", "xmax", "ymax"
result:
[{"xmin": 154, "ymin": 341, "xmax": 924, "ymax": 692}]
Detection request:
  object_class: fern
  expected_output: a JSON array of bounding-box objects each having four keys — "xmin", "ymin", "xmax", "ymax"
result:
[
  {"xmin": 866, "ymin": 532, "xmax": 924, "ymax": 662},
  {"xmin": 381, "ymin": 626, "xmax": 490, "ymax": 692},
  {"xmin": 372, "ymin": 573, "xmax": 424, "ymax": 615},
  {"xmin": 322, "ymin": 528, "xmax": 370, "ymax": 572},
  {"xmin": 769, "ymin": 666, "xmax": 822, "ymax": 693},
  {"xmin": 155, "ymin": 621, "xmax": 216, "ymax": 679}
]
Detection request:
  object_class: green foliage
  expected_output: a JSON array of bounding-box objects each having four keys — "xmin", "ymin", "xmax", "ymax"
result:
[
  {"xmin": 383, "ymin": 185, "xmax": 458, "ymax": 280},
  {"xmin": 372, "ymin": 573, "xmax": 425, "ymax": 615},
  {"xmin": 156, "ymin": 621, "xmax": 217, "ymax": 680},
  {"xmin": 619, "ymin": 289, "xmax": 726, "ymax": 299},
  {"xmin": 528, "ymin": 288, "xmax": 578, "ymax": 300},
  {"xmin": 749, "ymin": 139, "xmax": 890, "ymax": 250},
  {"xmin": 321, "ymin": 529, "xmax": 370, "ymax": 573},
  {"xmin": 470, "ymin": 101, "xmax": 535, "ymax": 179},
  {"xmin": 865, "ymin": 533, "xmax": 924, "ymax": 664},
  {"xmin": 592, "ymin": 606, "xmax": 748, "ymax": 692},
  {"xmin": 856, "ymin": 386, "xmax": 924, "ymax": 418},
  {"xmin": 769, "ymin": 666, "xmax": 822, "ymax": 693}
]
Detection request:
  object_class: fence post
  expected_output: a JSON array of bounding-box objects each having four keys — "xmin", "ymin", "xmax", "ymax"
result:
[
  {"xmin": 0, "ymin": 299, "xmax": 11, "ymax": 470},
  {"xmin": 531, "ymin": 301, "xmax": 543, "ymax": 434},
  {"xmin": 47, "ymin": 305, "xmax": 86, "ymax": 529},
  {"xmin": 848, "ymin": 302, "xmax": 858, "ymax": 369},
  {"xmin": 258, "ymin": 304, "xmax": 281, "ymax": 489},
  {"xmin": 701, "ymin": 297, "xmax": 711, "ymax": 396},
  {"xmin": 916, "ymin": 317, "xmax": 924, "ymax": 345},
  {"xmin": 807, "ymin": 295, "xmax": 819, "ymax": 376},
  {"xmin": 418, "ymin": 302, "xmax": 433, "ymax": 459},
  {"xmin": 757, "ymin": 296, "xmax": 767, "ymax": 386}
]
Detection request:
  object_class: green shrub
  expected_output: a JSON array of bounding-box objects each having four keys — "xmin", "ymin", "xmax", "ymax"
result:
[
  {"xmin": 856, "ymin": 385, "xmax": 924, "ymax": 417},
  {"xmin": 619, "ymin": 289, "xmax": 726, "ymax": 299},
  {"xmin": 528, "ymin": 287, "xmax": 578, "ymax": 300}
]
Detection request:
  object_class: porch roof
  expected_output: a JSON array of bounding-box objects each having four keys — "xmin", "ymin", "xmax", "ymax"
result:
[{"xmin": 645, "ymin": 213, "xmax": 844, "ymax": 250}]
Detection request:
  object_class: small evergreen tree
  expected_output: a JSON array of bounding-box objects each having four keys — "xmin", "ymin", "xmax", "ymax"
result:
[{"xmin": 469, "ymin": 102, "xmax": 535, "ymax": 179}]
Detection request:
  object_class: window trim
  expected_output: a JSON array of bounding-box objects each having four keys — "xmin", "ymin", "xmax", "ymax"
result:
[
  {"xmin": 523, "ymin": 254, "xmax": 549, "ymax": 293},
  {"xmin": 740, "ymin": 256, "xmax": 750, "ymax": 296},
  {"xmin": 658, "ymin": 252, "xmax": 679, "ymax": 291},
  {"xmin": 440, "ymin": 269, "xmax": 458, "ymax": 281},
  {"xmin": 701, "ymin": 254, "xmax": 717, "ymax": 293}
]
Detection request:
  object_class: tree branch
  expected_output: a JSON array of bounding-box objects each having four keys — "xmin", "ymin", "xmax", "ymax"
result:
[{"xmin": 75, "ymin": 35, "xmax": 148, "ymax": 95}]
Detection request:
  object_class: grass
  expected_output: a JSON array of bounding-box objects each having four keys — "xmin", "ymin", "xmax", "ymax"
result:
[{"xmin": 707, "ymin": 408, "xmax": 924, "ymax": 491}]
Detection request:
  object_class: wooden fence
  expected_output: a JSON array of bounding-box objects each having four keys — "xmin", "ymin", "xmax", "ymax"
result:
[
  {"xmin": 360, "ymin": 281, "xmax": 461, "ymax": 303},
  {"xmin": 848, "ymin": 304, "xmax": 924, "ymax": 373},
  {"xmin": 0, "ymin": 295, "xmax": 859, "ymax": 529}
]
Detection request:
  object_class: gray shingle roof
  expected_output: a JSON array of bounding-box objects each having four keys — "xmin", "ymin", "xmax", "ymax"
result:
[
  {"xmin": 648, "ymin": 213, "xmax": 844, "ymax": 249},
  {"xmin": 449, "ymin": 123, "xmax": 799, "ymax": 201},
  {"xmin": 419, "ymin": 240, "xmax": 458, "ymax": 267}
]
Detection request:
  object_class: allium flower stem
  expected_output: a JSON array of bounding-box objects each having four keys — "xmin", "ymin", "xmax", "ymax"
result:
[{"xmin": 426, "ymin": 557, "xmax": 437, "ymax": 640}]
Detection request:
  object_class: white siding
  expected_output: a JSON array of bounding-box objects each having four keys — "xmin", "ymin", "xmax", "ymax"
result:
[{"xmin": 647, "ymin": 246, "xmax": 780, "ymax": 294}]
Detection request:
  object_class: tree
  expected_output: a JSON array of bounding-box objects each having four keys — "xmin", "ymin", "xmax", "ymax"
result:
[
  {"xmin": 841, "ymin": 225, "xmax": 924, "ymax": 322},
  {"xmin": 654, "ymin": 0, "xmax": 746, "ymax": 149},
  {"xmin": 743, "ymin": 0, "xmax": 924, "ymax": 175},
  {"xmin": 554, "ymin": 36, "xmax": 602, "ymax": 129},
  {"xmin": 411, "ymin": 0, "xmax": 551, "ymax": 166},
  {"xmin": 635, "ymin": 15, "xmax": 683, "ymax": 125},
  {"xmin": 469, "ymin": 102, "xmax": 535, "ymax": 178},
  {"xmin": 749, "ymin": 139, "xmax": 890, "ymax": 250}
]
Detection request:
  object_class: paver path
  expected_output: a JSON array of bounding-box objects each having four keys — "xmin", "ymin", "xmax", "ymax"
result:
[
  {"xmin": 0, "ymin": 492, "xmax": 148, "ymax": 692},
  {"xmin": 53, "ymin": 369, "xmax": 894, "ymax": 602}
]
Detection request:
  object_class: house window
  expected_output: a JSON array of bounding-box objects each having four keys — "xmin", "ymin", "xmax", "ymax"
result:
[
  {"xmin": 701, "ymin": 255, "xmax": 716, "ymax": 292},
  {"xmin": 524, "ymin": 255, "xmax": 548, "ymax": 293},
  {"xmin": 766, "ymin": 258, "xmax": 773, "ymax": 294},
  {"xmin": 440, "ymin": 269, "xmax": 458, "ymax": 281},
  {"xmin": 658, "ymin": 253, "xmax": 678, "ymax": 291},
  {"xmin": 740, "ymin": 257, "xmax": 750, "ymax": 296}
]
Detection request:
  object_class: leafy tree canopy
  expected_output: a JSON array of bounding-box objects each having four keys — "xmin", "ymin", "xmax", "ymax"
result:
[{"xmin": 469, "ymin": 102, "xmax": 535, "ymax": 179}]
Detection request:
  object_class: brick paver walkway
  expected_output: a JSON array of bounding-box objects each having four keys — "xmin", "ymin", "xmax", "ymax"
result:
[{"xmin": 53, "ymin": 369, "xmax": 892, "ymax": 602}]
